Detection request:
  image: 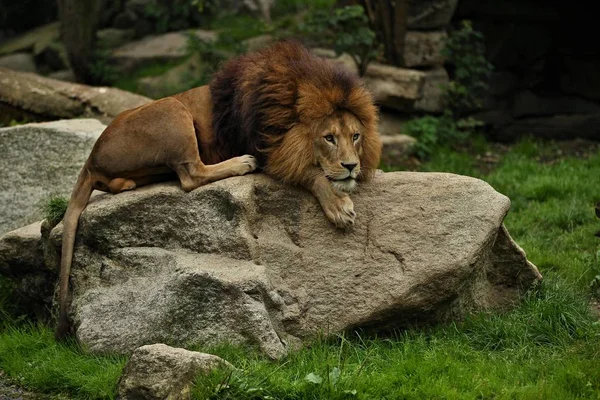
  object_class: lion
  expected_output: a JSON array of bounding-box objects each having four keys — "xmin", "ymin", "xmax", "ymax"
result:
[{"xmin": 55, "ymin": 40, "xmax": 381, "ymax": 338}]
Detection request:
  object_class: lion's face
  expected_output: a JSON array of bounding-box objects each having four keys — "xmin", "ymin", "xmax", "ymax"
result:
[{"xmin": 313, "ymin": 112, "xmax": 364, "ymax": 193}]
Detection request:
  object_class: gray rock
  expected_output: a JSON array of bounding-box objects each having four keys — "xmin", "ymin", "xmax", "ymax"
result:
[
  {"xmin": 118, "ymin": 344, "xmax": 232, "ymax": 400},
  {"xmin": 408, "ymin": 0, "xmax": 458, "ymax": 29},
  {"xmin": 0, "ymin": 119, "xmax": 105, "ymax": 234},
  {"xmin": 111, "ymin": 30, "xmax": 217, "ymax": 71},
  {"xmin": 414, "ymin": 67, "xmax": 449, "ymax": 113},
  {"xmin": 0, "ymin": 53, "xmax": 37, "ymax": 73},
  {"xmin": 136, "ymin": 55, "xmax": 203, "ymax": 99},
  {"xmin": 38, "ymin": 172, "xmax": 540, "ymax": 357},
  {"xmin": 381, "ymin": 134, "xmax": 417, "ymax": 166},
  {"xmin": 322, "ymin": 51, "xmax": 447, "ymax": 113},
  {"xmin": 0, "ymin": 221, "xmax": 55, "ymax": 319},
  {"xmin": 0, "ymin": 68, "xmax": 151, "ymax": 124},
  {"xmin": 97, "ymin": 28, "xmax": 135, "ymax": 49},
  {"xmin": 404, "ymin": 31, "xmax": 446, "ymax": 68},
  {"xmin": 47, "ymin": 69, "xmax": 76, "ymax": 82}
]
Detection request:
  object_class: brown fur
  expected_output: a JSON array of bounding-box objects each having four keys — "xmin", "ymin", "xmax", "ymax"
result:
[{"xmin": 55, "ymin": 40, "xmax": 381, "ymax": 339}]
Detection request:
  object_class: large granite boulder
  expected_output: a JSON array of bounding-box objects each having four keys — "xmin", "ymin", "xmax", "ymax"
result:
[
  {"xmin": 0, "ymin": 119, "xmax": 105, "ymax": 234},
  {"xmin": 21, "ymin": 171, "xmax": 541, "ymax": 358}
]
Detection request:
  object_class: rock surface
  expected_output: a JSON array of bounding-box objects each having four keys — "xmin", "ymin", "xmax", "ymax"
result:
[
  {"xmin": 37, "ymin": 172, "xmax": 541, "ymax": 358},
  {"xmin": 317, "ymin": 49, "xmax": 448, "ymax": 113},
  {"xmin": 403, "ymin": 31, "xmax": 446, "ymax": 68},
  {"xmin": 0, "ymin": 221, "xmax": 54, "ymax": 320},
  {"xmin": 0, "ymin": 119, "xmax": 105, "ymax": 234},
  {"xmin": 0, "ymin": 52, "xmax": 37, "ymax": 73},
  {"xmin": 111, "ymin": 30, "xmax": 217, "ymax": 71},
  {"xmin": 118, "ymin": 344, "xmax": 232, "ymax": 400},
  {"xmin": 0, "ymin": 68, "xmax": 151, "ymax": 124}
]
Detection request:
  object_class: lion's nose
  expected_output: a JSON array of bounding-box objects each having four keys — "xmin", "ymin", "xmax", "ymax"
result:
[{"xmin": 341, "ymin": 162, "xmax": 357, "ymax": 172}]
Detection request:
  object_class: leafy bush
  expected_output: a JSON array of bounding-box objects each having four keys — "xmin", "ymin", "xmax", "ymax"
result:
[
  {"xmin": 301, "ymin": 5, "xmax": 379, "ymax": 76},
  {"xmin": 142, "ymin": 0, "xmax": 213, "ymax": 34},
  {"xmin": 402, "ymin": 113, "xmax": 476, "ymax": 160},
  {"xmin": 442, "ymin": 20, "xmax": 493, "ymax": 117}
]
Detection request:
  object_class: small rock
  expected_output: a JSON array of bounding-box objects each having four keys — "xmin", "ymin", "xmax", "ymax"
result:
[
  {"xmin": 118, "ymin": 344, "xmax": 233, "ymax": 400},
  {"xmin": 0, "ymin": 52, "xmax": 37, "ymax": 73}
]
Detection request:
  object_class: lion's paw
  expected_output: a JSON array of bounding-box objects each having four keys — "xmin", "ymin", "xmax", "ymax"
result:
[
  {"xmin": 322, "ymin": 195, "xmax": 356, "ymax": 229},
  {"xmin": 231, "ymin": 155, "xmax": 258, "ymax": 175}
]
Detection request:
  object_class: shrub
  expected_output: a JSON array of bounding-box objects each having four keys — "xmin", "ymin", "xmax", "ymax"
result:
[
  {"xmin": 442, "ymin": 20, "xmax": 493, "ymax": 117},
  {"xmin": 301, "ymin": 5, "xmax": 380, "ymax": 76}
]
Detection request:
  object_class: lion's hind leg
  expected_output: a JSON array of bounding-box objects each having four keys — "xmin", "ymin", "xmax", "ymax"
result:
[
  {"xmin": 108, "ymin": 178, "xmax": 136, "ymax": 194},
  {"xmin": 172, "ymin": 155, "xmax": 258, "ymax": 192}
]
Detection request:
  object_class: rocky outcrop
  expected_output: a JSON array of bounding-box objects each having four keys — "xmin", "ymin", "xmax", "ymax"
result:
[
  {"xmin": 315, "ymin": 48, "xmax": 448, "ymax": 113},
  {"xmin": 17, "ymin": 171, "xmax": 541, "ymax": 358},
  {"xmin": 118, "ymin": 344, "xmax": 232, "ymax": 400},
  {"xmin": 0, "ymin": 119, "xmax": 105, "ymax": 234},
  {"xmin": 0, "ymin": 68, "xmax": 151, "ymax": 124}
]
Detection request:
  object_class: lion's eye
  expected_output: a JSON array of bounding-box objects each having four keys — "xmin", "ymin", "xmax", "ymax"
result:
[
  {"xmin": 353, "ymin": 133, "xmax": 360, "ymax": 141},
  {"xmin": 324, "ymin": 134, "xmax": 335, "ymax": 143}
]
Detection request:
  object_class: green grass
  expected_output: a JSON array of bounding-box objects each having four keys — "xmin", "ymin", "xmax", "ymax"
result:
[
  {"xmin": 39, "ymin": 194, "xmax": 69, "ymax": 225},
  {"xmin": 0, "ymin": 325, "xmax": 126, "ymax": 399},
  {"xmin": 1, "ymin": 138, "xmax": 600, "ymax": 399}
]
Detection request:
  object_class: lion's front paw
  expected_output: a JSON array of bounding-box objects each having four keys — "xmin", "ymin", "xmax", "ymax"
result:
[
  {"xmin": 231, "ymin": 155, "xmax": 258, "ymax": 175},
  {"xmin": 322, "ymin": 194, "xmax": 356, "ymax": 229}
]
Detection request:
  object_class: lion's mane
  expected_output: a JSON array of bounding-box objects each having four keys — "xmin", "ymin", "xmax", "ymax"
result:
[{"xmin": 210, "ymin": 40, "xmax": 381, "ymax": 185}]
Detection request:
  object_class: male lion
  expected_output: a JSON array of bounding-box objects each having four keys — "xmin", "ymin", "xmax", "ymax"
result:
[{"xmin": 55, "ymin": 40, "xmax": 381, "ymax": 338}]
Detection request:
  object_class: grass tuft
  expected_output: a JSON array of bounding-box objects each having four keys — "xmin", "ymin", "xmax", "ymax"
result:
[{"xmin": 39, "ymin": 194, "xmax": 68, "ymax": 225}]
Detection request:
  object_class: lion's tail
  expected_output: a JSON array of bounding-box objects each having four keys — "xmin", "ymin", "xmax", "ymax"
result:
[{"xmin": 55, "ymin": 165, "xmax": 94, "ymax": 340}]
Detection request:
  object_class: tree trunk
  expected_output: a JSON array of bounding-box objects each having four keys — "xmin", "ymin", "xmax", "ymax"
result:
[
  {"xmin": 362, "ymin": 0, "xmax": 409, "ymax": 67},
  {"xmin": 57, "ymin": 0, "xmax": 105, "ymax": 84}
]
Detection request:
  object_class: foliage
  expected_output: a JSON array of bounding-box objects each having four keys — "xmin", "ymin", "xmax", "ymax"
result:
[
  {"xmin": 401, "ymin": 113, "xmax": 486, "ymax": 160},
  {"xmin": 301, "ymin": 5, "xmax": 380, "ymax": 76},
  {"xmin": 141, "ymin": 0, "xmax": 214, "ymax": 34},
  {"xmin": 39, "ymin": 194, "xmax": 68, "ymax": 226},
  {"xmin": 442, "ymin": 20, "xmax": 494, "ymax": 117},
  {"xmin": 272, "ymin": 0, "xmax": 335, "ymax": 19},
  {"xmin": 88, "ymin": 49, "xmax": 119, "ymax": 85}
]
